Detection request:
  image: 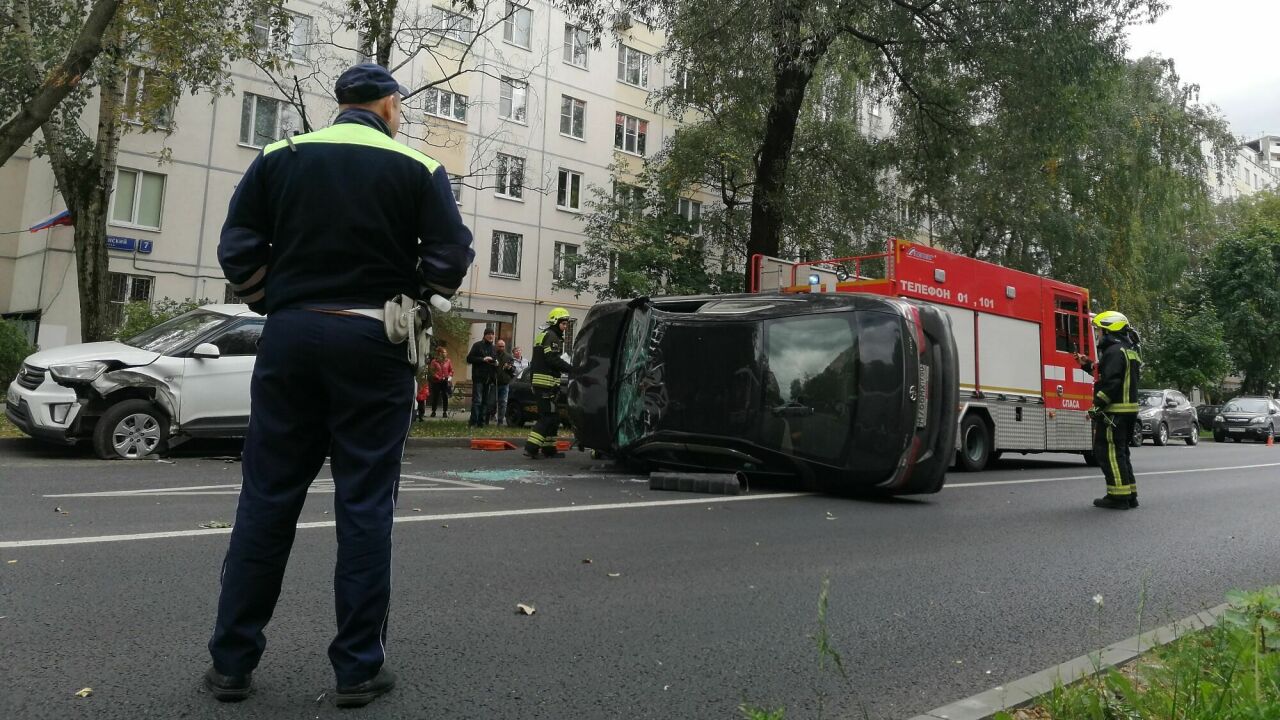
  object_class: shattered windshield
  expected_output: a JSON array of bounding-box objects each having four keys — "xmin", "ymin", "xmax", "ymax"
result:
[
  {"xmin": 124, "ymin": 310, "xmax": 229, "ymax": 356},
  {"xmin": 614, "ymin": 307, "xmax": 654, "ymax": 447}
]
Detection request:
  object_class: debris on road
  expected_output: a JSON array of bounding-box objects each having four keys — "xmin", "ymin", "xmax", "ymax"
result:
[
  {"xmin": 607, "ymin": 573, "xmax": 621, "ymax": 578},
  {"xmin": 412, "ymin": 508, "xmax": 422, "ymax": 512},
  {"xmin": 516, "ymin": 603, "xmax": 536, "ymax": 615},
  {"xmin": 6, "ymin": 560, "xmax": 16, "ymax": 565},
  {"xmin": 75, "ymin": 688, "xmax": 93, "ymax": 698},
  {"xmin": 155, "ymin": 459, "xmax": 175, "ymax": 464},
  {"xmin": 582, "ymin": 558, "xmax": 592, "ymax": 564},
  {"xmin": 199, "ymin": 521, "xmax": 232, "ymax": 529}
]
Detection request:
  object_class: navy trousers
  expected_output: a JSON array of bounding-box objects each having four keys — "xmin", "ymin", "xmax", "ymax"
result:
[{"xmin": 209, "ymin": 309, "xmax": 413, "ymax": 686}]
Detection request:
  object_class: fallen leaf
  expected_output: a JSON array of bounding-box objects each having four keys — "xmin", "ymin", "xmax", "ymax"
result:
[
  {"xmin": 198, "ymin": 521, "xmax": 232, "ymax": 529},
  {"xmin": 581, "ymin": 558, "xmax": 592, "ymax": 564},
  {"xmin": 53, "ymin": 506, "xmax": 62, "ymax": 513},
  {"xmin": 607, "ymin": 572, "xmax": 621, "ymax": 578},
  {"xmin": 516, "ymin": 603, "xmax": 536, "ymax": 615},
  {"xmin": 6, "ymin": 560, "xmax": 16, "ymax": 565},
  {"xmin": 412, "ymin": 508, "xmax": 422, "ymax": 512},
  {"xmin": 155, "ymin": 459, "xmax": 175, "ymax": 464},
  {"xmin": 75, "ymin": 687, "xmax": 93, "ymax": 698}
]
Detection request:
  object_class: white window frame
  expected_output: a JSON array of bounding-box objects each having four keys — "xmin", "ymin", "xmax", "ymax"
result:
[
  {"xmin": 424, "ymin": 87, "xmax": 468, "ymax": 123},
  {"xmin": 239, "ymin": 93, "xmax": 301, "ymax": 148},
  {"xmin": 560, "ymin": 95, "xmax": 586, "ymax": 139},
  {"xmin": 253, "ymin": 12, "xmax": 311, "ymax": 62},
  {"xmin": 110, "ymin": 168, "xmax": 166, "ymax": 231},
  {"xmin": 563, "ymin": 24, "xmax": 588, "ymax": 68},
  {"xmin": 502, "ymin": 2, "xmax": 532, "ymax": 49},
  {"xmin": 449, "ymin": 174, "xmax": 463, "ymax": 204},
  {"xmin": 615, "ymin": 182, "xmax": 645, "ymax": 213},
  {"xmin": 614, "ymin": 112, "xmax": 648, "ymax": 156},
  {"xmin": 678, "ymin": 198, "xmax": 703, "ymax": 235},
  {"xmin": 616, "ymin": 45, "xmax": 651, "ymax": 88},
  {"xmin": 122, "ymin": 65, "xmax": 172, "ymax": 128},
  {"xmin": 107, "ymin": 272, "xmax": 155, "ymax": 327},
  {"xmin": 495, "ymin": 153, "xmax": 525, "ymax": 200},
  {"xmin": 556, "ymin": 169, "xmax": 583, "ymax": 211},
  {"xmin": 490, "ymin": 231, "xmax": 523, "ymax": 278},
  {"xmin": 499, "ymin": 77, "xmax": 528, "ymax": 123},
  {"xmin": 553, "ymin": 242, "xmax": 579, "ymax": 281},
  {"xmin": 427, "ymin": 6, "xmax": 474, "ymax": 43}
]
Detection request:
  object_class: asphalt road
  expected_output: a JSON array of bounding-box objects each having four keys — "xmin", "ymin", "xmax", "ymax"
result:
[{"xmin": 1, "ymin": 437, "xmax": 1278, "ymax": 720}]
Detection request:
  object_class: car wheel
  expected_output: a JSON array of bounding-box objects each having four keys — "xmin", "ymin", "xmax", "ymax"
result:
[
  {"xmin": 505, "ymin": 405, "xmax": 525, "ymax": 427},
  {"xmin": 1153, "ymin": 422, "xmax": 1168, "ymax": 447},
  {"xmin": 1130, "ymin": 422, "xmax": 1143, "ymax": 447},
  {"xmin": 957, "ymin": 414, "xmax": 991, "ymax": 472},
  {"xmin": 93, "ymin": 399, "xmax": 169, "ymax": 460},
  {"xmin": 1186, "ymin": 423, "xmax": 1199, "ymax": 446}
]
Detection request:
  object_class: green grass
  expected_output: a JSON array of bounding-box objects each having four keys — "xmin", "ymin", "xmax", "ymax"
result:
[
  {"xmin": 1000, "ymin": 586, "xmax": 1280, "ymax": 720},
  {"xmin": 0, "ymin": 414, "xmax": 21, "ymax": 439}
]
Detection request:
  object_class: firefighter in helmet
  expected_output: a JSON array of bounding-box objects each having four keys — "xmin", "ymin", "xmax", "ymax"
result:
[
  {"xmin": 1076, "ymin": 310, "xmax": 1142, "ymax": 509},
  {"xmin": 524, "ymin": 307, "xmax": 574, "ymax": 459}
]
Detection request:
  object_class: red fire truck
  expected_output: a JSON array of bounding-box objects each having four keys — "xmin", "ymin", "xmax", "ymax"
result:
[{"xmin": 750, "ymin": 238, "xmax": 1098, "ymax": 471}]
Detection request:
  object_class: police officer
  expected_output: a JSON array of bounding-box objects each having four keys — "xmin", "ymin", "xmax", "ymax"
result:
[
  {"xmin": 1077, "ymin": 310, "xmax": 1142, "ymax": 510},
  {"xmin": 205, "ymin": 63, "xmax": 474, "ymax": 706},
  {"xmin": 524, "ymin": 308, "xmax": 573, "ymax": 459}
]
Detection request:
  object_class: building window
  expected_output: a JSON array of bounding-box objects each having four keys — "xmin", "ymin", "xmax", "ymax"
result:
[
  {"xmin": 449, "ymin": 174, "xmax": 463, "ymax": 203},
  {"xmin": 107, "ymin": 272, "xmax": 154, "ymax": 327},
  {"xmin": 503, "ymin": 2, "xmax": 532, "ymax": 48},
  {"xmin": 495, "ymin": 153, "xmax": 524, "ymax": 199},
  {"xmin": 615, "ymin": 182, "xmax": 645, "ymax": 214},
  {"xmin": 111, "ymin": 168, "xmax": 165, "ymax": 229},
  {"xmin": 557, "ymin": 169, "xmax": 582, "ymax": 210},
  {"xmin": 424, "ymin": 87, "xmax": 468, "ymax": 122},
  {"xmin": 122, "ymin": 65, "xmax": 173, "ymax": 128},
  {"xmin": 553, "ymin": 242, "xmax": 579, "ymax": 281},
  {"xmin": 614, "ymin": 113, "xmax": 647, "ymax": 155},
  {"xmin": 223, "ymin": 283, "xmax": 237, "ymax": 304},
  {"xmin": 239, "ymin": 94, "xmax": 301, "ymax": 147},
  {"xmin": 253, "ymin": 12, "xmax": 311, "ymax": 62},
  {"xmin": 563, "ymin": 24, "xmax": 588, "ymax": 68},
  {"xmin": 490, "ymin": 231, "xmax": 522, "ymax": 278},
  {"xmin": 616, "ymin": 45, "xmax": 650, "ymax": 88},
  {"xmin": 499, "ymin": 77, "xmax": 527, "ymax": 123},
  {"xmin": 560, "ymin": 96, "xmax": 585, "ymax": 139},
  {"xmin": 678, "ymin": 198, "xmax": 702, "ymax": 235},
  {"xmin": 427, "ymin": 6, "xmax": 474, "ymax": 43}
]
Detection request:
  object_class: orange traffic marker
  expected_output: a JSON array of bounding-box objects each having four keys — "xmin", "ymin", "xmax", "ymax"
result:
[
  {"xmin": 556, "ymin": 440, "xmax": 572, "ymax": 451},
  {"xmin": 471, "ymin": 439, "xmax": 517, "ymax": 451},
  {"xmin": 1268, "ymin": 433, "xmax": 1274, "ymax": 447}
]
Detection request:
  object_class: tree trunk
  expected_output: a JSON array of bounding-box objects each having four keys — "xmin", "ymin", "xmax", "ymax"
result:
[
  {"xmin": 743, "ymin": 17, "xmax": 830, "ymax": 288},
  {"xmin": 43, "ymin": 32, "xmax": 127, "ymax": 343}
]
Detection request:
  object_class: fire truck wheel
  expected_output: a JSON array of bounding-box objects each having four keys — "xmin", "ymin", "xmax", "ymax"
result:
[{"xmin": 957, "ymin": 414, "xmax": 991, "ymax": 472}]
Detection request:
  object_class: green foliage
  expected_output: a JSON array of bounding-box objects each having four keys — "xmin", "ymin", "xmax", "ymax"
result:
[
  {"xmin": 431, "ymin": 306, "xmax": 470, "ymax": 352},
  {"xmin": 1142, "ymin": 307, "xmax": 1232, "ymax": 396},
  {"xmin": 112, "ymin": 298, "xmax": 205, "ymax": 342},
  {"xmin": 1026, "ymin": 586, "xmax": 1280, "ymax": 719},
  {"xmin": 738, "ymin": 705, "xmax": 786, "ymax": 720},
  {"xmin": 1198, "ymin": 194, "xmax": 1280, "ymax": 395},
  {"xmin": 0, "ymin": 320, "xmax": 36, "ymax": 386}
]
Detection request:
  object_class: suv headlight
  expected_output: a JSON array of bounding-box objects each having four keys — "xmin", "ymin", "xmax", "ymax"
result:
[
  {"xmin": 1139, "ymin": 408, "xmax": 1158, "ymax": 417},
  {"xmin": 1214, "ymin": 415, "xmax": 1224, "ymax": 423},
  {"xmin": 1250, "ymin": 416, "xmax": 1267, "ymax": 425},
  {"xmin": 48, "ymin": 361, "xmax": 108, "ymax": 384}
]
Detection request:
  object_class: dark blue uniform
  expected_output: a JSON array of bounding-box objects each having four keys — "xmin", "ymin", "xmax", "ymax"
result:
[{"xmin": 209, "ymin": 107, "xmax": 473, "ymax": 688}]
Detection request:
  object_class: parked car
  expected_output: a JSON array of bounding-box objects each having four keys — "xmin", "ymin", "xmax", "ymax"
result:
[
  {"xmin": 1196, "ymin": 403, "xmax": 1221, "ymax": 432},
  {"xmin": 1212, "ymin": 396, "xmax": 1280, "ymax": 443},
  {"xmin": 504, "ymin": 367, "xmax": 570, "ymax": 428},
  {"xmin": 566, "ymin": 292, "xmax": 960, "ymax": 495},
  {"xmin": 5, "ymin": 305, "xmax": 262, "ymax": 459},
  {"xmin": 1135, "ymin": 389, "xmax": 1199, "ymax": 446}
]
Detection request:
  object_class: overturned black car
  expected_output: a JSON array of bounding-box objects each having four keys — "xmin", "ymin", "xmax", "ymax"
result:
[{"xmin": 567, "ymin": 293, "xmax": 959, "ymax": 495}]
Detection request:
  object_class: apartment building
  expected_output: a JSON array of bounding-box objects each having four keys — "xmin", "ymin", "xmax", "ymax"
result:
[
  {"xmin": 0, "ymin": 0, "xmax": 700, "ymax": 359},
  {"xmin": 1206, "ymin": 140, "xmax": 1280, "ymax": 202}
]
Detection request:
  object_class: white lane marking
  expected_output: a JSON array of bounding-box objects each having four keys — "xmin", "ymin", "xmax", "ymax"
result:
[
  {"xmin": 43, "ymin": 475, "xmax": 502, "ymax": 498},
  {"xmin": 0, "ymin": 492, "xmax": 811, "ymax": 548},
  {"xmin": 946, "ymin": 461, "xmax": 1280, "ymax": 489}
]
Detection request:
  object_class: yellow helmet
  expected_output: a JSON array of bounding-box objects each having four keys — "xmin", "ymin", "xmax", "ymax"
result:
[
  {"xmin": 547, "ymin": 307, "xmax": 570, "ymax": 324},
  {"xmin": 1092, "ymin": 310, "xmax": 1129, "ymax": 333}
]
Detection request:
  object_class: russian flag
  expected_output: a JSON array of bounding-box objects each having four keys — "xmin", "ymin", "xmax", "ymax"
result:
[{"xmin": 28, "ymin": 209, "xmax": 72, "ymax": 232}]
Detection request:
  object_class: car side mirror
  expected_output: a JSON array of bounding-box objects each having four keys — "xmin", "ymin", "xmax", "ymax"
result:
[
  {"xmin": 192, "ymin": 343, "xmax": 221, "ymax": 359},
  {"xmin": 1165, "ymin": 399, "xmax": 1177, "ymax": 408}
]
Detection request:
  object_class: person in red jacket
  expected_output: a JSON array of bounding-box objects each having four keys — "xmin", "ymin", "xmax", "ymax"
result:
[
  {"xmin": 428, "ymin": 347, "xmax": 453, "ymax": 418},
  {"xmin": 414, "ymin": 378, "xmax": 430, "ymax": 421}
]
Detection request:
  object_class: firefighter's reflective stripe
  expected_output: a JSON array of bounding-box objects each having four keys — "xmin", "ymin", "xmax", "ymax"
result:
[
  {"xmin": 1105, "ymin": 425, "xmax": 1125, "ymax": 493},
  {"xmin": 1114, "ymin": 348, "xmax": 1141, "ymax": 414},
  {"xmin": 527, "ymin": 431, "xmax": 547, "ymax": 448},
  {"xmin": 532, "ymin": 373, "xmax": 559, "ymax": 388}
]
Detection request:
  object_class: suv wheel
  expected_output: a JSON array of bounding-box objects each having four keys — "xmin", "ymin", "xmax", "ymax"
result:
[
  {"xmin": 1186, "ymin": 423, "xmax": 1199, "ymax": 446},
  {"xmin": 93, "ymin": 399, "xmax": 169, "ymax": 460},
  {"xmin": 505, "ymin": 405, "xmax": 526, "ymax": 427},
  {"xmin": 1153, "ymin": 422, "xmax": 1169, "ymax": 447}
]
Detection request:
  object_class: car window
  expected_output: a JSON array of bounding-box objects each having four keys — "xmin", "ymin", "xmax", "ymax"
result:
[
  {"xmin": 210, "ymin": 320, "xmax": 265, "ymax": 356},
  {"xmin": 125, "ymin": 310, "xmax": 229, "ymax": 356},
  {"xmin": 1139, "ymin": 392, "xmax": 1163, "ymax": 408},
  {"xmin": 1171, "ymin": 392, "xmax": 1187, "ymax": 405},
  {"xmin": 763, "ymin": 312, "xmax": 860, "ymax": 462}
]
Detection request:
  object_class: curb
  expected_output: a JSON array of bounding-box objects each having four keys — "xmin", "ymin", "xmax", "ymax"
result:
[
  {"xmin": 406, "ymin": 436, "xmax": 531, "ymax": 448},
  {"xmin": 905, "ymin": 602, "xmax": 1230, "ymax": 720}
]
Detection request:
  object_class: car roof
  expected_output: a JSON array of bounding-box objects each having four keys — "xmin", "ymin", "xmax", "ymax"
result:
[{"xmin": 199, "ymin": 303, "xmax": 262, "ymax": 318}]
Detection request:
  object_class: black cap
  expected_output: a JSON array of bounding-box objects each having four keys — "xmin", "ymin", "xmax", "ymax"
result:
[{"xmin": 335, "ymin": 63, "xmax": 410, "ymax": 104}]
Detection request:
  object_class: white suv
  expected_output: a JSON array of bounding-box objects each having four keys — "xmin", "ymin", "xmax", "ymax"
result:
[{"xmin": 5, "ymin": 304, "xmax": 263, "ymax": 459}]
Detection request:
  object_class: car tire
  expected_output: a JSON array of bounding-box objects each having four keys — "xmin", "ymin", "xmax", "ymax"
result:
[
  {"xmin": 1153, "ymin": 422, "xmax": 1168, "ymax": 447},
  {"xmin": 957, "ymin": 414, "xmax": 990, "ymax": 472},
  {"xmin": 1186, "ymin": 424, "xmax": 1198, "ymax": 446},
  {"xmin": 1130, "ymin": 423, "xmax": 1143, "ymax": 447},
  {"xmin": 505, "ymin": 405, "xmax": 525, "ymax": 427},
  {"xmin": 93, "ymin": 399, "xmax": 169, "ymax": 460}
]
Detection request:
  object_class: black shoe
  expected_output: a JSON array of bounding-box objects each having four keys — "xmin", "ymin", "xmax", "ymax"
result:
[
  {"xmin": 1093, "ymin": 495, "xmax": 1131, "ymax": 510},
  {"xmin": 541, "ymin": 450, "xmax": 566, "ymax": 459},
  {"xmin": 429, "ymin": 412, "xmax": 436, "ymax": 418},
  {"xmin": 523, "ymin": 449, "xmax": 541, "ymax": 459},
  {"xmin": 336, "ymin": 667, "xmax": 397, "ymax": 708},
  {"xmin": 1129, "ymin": 494, "xmax": 1139, "ymax": 508},
  {"xmin": 203, "ymin": 666, "xmax": 252, "ymax": 702}
]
